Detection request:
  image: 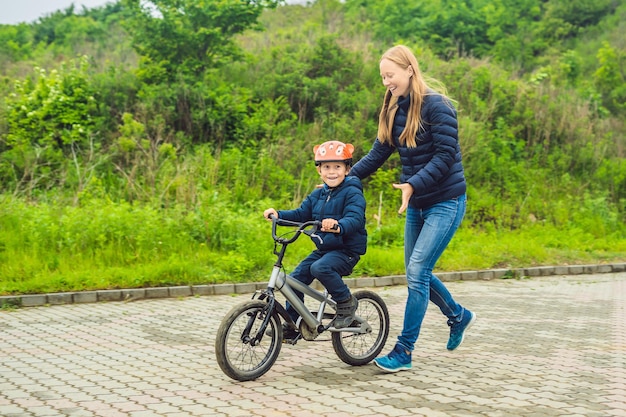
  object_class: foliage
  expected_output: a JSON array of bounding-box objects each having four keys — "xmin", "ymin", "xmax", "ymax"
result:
[
  {"xmin": 0, "ymin": 0, "xmax": 624, "ymax": 295},
  {"xmin": 0, "ymin": 192, "xmax": 623, "ymax": 295},
  {"xmin": 115, "ymin": 0, "xmax": 290, "ymax": 150},
  {"xmin": 0, "ymin": 24, "xmax": 33, "ymax": 64},
  {"xmin": 1, "ymin": 56, "xmax": 105, "ymax": 197},
  {"xmin": 121, "ymin": 0, "xmax": 282, "ymax": 81},
  {"xmin": 594, "ymin": 41, "xmax": 626, "ymax": 115},
  {"xmin": 342, "ymin": 0, "xmax": 621, "ymax": 71}
]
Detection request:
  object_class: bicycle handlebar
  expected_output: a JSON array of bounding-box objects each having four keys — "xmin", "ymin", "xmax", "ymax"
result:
[{"xmin": 270, "ymin": 215, "xmax": 323, "ymax": 245}]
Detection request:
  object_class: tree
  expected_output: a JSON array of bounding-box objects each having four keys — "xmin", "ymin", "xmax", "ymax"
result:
[
  {"xmin": 116, "ymin": 0, "xmax": 284, "ymax": 147},
  {"xmin": 0, "ymin": 24, "xmax": 33, "ymax": 65},
  {"xmin": 121, "ymin": 0, "xmax": 282, "ymax": 81}
]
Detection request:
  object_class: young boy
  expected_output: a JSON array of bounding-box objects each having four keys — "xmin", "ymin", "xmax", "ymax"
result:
[{"xmin": 263, "ymin": 140, "xmax": 367, "ymax": 339}]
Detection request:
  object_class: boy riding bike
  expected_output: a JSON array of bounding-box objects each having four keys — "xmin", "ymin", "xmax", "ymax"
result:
[{"xmin": 263, "ymin": 140, "xmax": 367, "ymax": 340}]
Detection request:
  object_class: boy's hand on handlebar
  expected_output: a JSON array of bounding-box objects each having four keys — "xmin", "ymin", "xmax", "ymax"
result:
[
  {"xmin": 392, "ymin": 183, "xmax": 413, "ymax": 214},
  {"xmin": 263, "ymin": 208, "xmax": 278, "ymax": 221},
  {"xmin": 320, "ymin": 218, "xmax": 340, "ymax": 233}
]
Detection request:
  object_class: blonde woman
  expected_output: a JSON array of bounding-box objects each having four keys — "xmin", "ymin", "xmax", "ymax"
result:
[{"xmin": 349, "ymin": 45, "xmax": 476, "ymax": 372}]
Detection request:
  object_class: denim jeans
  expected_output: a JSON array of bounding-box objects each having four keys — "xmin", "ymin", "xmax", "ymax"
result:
[
  {"xmin": 285, "ymin": 250, "xmax": 359, "ymax": 322},
  {"xmin": 397, "ymin": 194, "xmax": 466, "ymax": 352}
]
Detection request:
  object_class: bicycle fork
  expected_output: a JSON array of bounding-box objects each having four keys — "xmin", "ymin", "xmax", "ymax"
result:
[{"xmin": 242, "ymin": 296, "xmax": 276, "ymax": 346}]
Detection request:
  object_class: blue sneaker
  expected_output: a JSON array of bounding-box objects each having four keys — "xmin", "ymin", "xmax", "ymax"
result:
[
  {"xmin": 373, "ymin": 344, "xmax": 412, "ymax": 373},
  {"xmin": 447, "ymin": 309, "xmax": 476, "ymax": 351}
]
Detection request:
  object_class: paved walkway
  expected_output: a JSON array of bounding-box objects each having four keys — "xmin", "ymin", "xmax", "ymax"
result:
[{"xmin": 1, "ymin": 272, "xmax": 625, "ymax": 416}]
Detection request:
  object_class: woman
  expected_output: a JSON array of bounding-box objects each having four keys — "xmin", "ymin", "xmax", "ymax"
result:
[{"xmin": 349, "ymin": 45, "xmax": 475, "ymax": 373}]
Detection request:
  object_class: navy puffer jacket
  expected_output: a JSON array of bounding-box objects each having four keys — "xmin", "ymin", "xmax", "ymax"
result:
[
  {"xmin": 278, "ymin": 176, "xmax": 367, "ymax": 255},
  {"xmin": 350, "ymin": 92, "xmax": 466, "ymax": 209}
]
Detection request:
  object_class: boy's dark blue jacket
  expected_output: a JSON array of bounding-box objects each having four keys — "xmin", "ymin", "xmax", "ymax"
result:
[
  {"xmin": 277, "ymin": 176, "xmax": 367, "ymax": 256},
  {"xmin": 350, "ymin": 93, "xmax": 466, "ymax": 209}
]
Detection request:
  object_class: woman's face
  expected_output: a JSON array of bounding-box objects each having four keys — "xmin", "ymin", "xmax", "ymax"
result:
[{"xmin": 380, "ymin": 58, "xmax": 412, "ymax": 98}]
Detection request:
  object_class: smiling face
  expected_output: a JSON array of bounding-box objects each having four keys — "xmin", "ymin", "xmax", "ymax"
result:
[
  {"xmin": 380, "ymin": 58, "xmax": 413, "ymax": 98},
  {"xmin": 316, "ymin": 162, "xmax": 350, "ymax": 188}
]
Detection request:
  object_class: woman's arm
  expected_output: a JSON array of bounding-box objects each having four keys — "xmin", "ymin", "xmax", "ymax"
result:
[{"xmin": 349, "ymin": 138, "xmax": 394, "ymax": 180}]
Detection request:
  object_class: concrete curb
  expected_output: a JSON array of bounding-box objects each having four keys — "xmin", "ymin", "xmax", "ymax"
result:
[{"xmin": 2, "ymin": 262, "xmax": 625, "ymax": 308}]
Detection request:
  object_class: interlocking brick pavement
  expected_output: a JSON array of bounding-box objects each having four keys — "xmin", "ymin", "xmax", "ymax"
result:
[{"xmin": 1, "ymin": 272, "xmax": 625, "ymax": 416}]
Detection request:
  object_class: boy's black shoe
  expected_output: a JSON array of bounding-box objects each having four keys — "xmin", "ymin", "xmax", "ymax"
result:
[
  {"xmin": 282, "ymin": 324, "xmax": 300, "ymax": 341},
  {"xmin": 266, "ymin": 323, "xmax": 300, "ymax": 341},
  {"xmin": 333, "ymin": 295, "xmax": 358, "ymax": 328}
]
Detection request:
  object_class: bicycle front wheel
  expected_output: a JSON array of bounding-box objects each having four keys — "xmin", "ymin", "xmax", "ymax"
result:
[
  {"xmin": 332, "ymin": 290, "xmax": 390, "ymax": 366},
  {"xmin": 215, "ymin": 300, "xmax": 282, "ymax": 381}
]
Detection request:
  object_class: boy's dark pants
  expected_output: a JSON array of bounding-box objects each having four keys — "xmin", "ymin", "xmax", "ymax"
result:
[{"xmin": 285, "ymin": 250, "xmax": 359, "ymax": 322}]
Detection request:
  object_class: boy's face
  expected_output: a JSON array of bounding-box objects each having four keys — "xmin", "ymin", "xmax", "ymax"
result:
[{"xmin": 317, "ymin": 162, "xmax": 350, "ymax": 188}]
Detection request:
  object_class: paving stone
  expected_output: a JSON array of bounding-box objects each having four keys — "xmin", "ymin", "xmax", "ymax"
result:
[
  {"xmin": 73, "ymin": 292, "xmax": 98, "ymax": 304},
  {"xmin": 144, "ymin": 287, "xmax": 169, "ymax": 299},
  {"xmin": 569, "ymin": 265, "xmax": 585, "ymax": 274},
  {"xmin": 554, "ymin": 266, "xmax": 570, "ymax": 275},
  {"xmin": 374, "ymin": 276, "xmax": 395, "ymax": 287},
  {"xmin": 491, "ymin": 268, "xmax": 510, "ymax": 279},
  {"xmin": 477, "ymin": 270, "xmax": 494, "ymax": 280},
  {"xmin": 212, "ymin": 284, "xmax": 235, "ymax": 295},
  {"xmin": 356, "ymin": 277, "xmax": 376, "ymax": 287},
  {"xmin": 47, "ymin": 293, "xmax": 74, "ymax": 305},
  {"xmin": 0, "ymin": 296, "xmax": 21, "ymax": 308},
  {"xmin": 233, "ymin": 283, "xmax": 256, "ymax": 294},
  {"xmin": 460, "ymin": 270, "xmax": 479, "ymax": 280},
  {"xmin": 97, "ymin": 290, "xmax": 122, "ymax": 302},
  {"xmin": 19, "ymin": 294, "xmax": 47, "ymax": 307},
  {"xmin": 168, "ymin": 286, "xmax": 192, "ymax": 298},
  {"xmin": 121, "ymin": 289, "xmax": 145, "ymax": 301},
  {"xmin": 612, "ymin": 263, "xmax": 626, "ymax": 272},
  {"xmin": 0, "ymin": 272, "xmax": 624, "ymax": 417},
  {"xmin": 191, "ymin": 285, "xmax": 214, "ymax": 296},
  {"xmin": 392, "ymin": 275, "xmax": 407, "ymax": 285}
]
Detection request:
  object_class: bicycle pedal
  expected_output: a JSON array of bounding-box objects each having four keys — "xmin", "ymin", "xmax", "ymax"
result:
[{"xmin": 283, "ymin": 336, "xmax": 300, "ymax": 345}]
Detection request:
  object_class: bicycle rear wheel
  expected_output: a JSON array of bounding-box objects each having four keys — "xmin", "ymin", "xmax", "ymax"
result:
[
  {"xmin": 215, "ymin": 300, "xmax": 282, "ymax": 381},
  {"xmin": 332, "ymin": 290, "xmax": 389, "ymax": 366}
]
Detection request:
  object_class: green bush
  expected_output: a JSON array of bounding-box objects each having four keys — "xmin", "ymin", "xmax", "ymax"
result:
[{"xmin": 0, "ymin": 0, "xmax": 624, "ymax": 296}]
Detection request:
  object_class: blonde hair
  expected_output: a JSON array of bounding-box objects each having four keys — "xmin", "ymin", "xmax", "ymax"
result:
[{"xmin": 377, "ymin": 45, "xmax": 448, "ymax": 147}]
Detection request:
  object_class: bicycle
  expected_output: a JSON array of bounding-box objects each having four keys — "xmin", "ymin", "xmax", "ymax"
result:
[{"xmin": 215, "ymin": 216, "xmax": 390, "ymax": 381}]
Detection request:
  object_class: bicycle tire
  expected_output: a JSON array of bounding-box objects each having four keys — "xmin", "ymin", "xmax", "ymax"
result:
[
  {"xmin": 215, "ymin": 300, "xmax": 282, "ymax": 381},
  {"xmin": 332, "ymin": 290, "xmax": 390, "ymax": 366}
]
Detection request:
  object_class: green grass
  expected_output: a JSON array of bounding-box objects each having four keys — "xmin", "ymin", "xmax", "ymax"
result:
[
  {"xmin": 1, "ymin": 192, "xmax": 624, "ymax": 296},
  {"xmin": 2, "ymin": 214, "xmax": 624, "ymax": 296},
  {"xmin": 438, "ymin": 224, "xmax": 626, "ymax": 271}
]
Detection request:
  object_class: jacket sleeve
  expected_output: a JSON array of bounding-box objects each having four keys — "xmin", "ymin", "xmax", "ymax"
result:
[
  {"xmin": 278, "ymin": 192, "xmax": 315, "ymax": 222},
  {"xmin": 337, "ymin": 187, "xmax": 366, "ymax": 236},
  {"xmin": 406, "ymin": 96, "xmax": 459, "ymax": 195},
  {"xmin": 349, "ymin": 138, "xmax": 394, "ymax": 180}
]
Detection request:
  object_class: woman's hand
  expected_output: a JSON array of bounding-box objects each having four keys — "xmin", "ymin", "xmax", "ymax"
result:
[{"xmin": 392, "ymin": 183, "xmax": 413, "ymax": 214}]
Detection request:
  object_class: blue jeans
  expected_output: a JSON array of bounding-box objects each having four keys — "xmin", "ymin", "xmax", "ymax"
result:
[
  {"xmin": 397, "ymin": 194, "xmax": 466, "ymax": 352},
  {"xmin": 286, "ymin": 250, "xmax": 359, "ymax": 322}
]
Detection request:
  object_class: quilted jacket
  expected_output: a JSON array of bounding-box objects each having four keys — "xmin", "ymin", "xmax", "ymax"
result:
[
  {"xmin": 278, "ymin": 176, "xmax": 367, "ymax": 255},
  {"xmin": 350, "ymin": 92, "xmax": 466, "ymax": 209}
]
